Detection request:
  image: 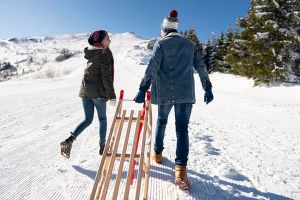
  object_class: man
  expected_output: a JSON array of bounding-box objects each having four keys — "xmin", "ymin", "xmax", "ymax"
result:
[{"xmin": 134, "ymin": 10, "xmax": 214, "ymax": 190}]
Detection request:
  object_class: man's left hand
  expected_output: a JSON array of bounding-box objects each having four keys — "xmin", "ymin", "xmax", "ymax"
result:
[{"xmin": 204, "ymin": 88, "xmax": 214, "ymax": 104}]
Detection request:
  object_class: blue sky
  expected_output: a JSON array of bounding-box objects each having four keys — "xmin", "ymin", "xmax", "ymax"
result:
[{"xmin": 0, "ymin": 0, "xmax": 250, "ymax": 42}]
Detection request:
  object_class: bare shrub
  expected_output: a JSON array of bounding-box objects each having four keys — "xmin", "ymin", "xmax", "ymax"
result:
[
  {"xmin": 45, "ymin": 69, "xmax": 55, "ymax": 78},
  {"xmin": 63, "ymin": 68, "xmax": 72, "ymax": 75},
  {"xmin": 55, "ymin": 49, "xmax": 74, "ymax": 62}
]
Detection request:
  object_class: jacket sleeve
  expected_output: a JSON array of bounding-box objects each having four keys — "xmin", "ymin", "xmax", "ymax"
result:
[
  {"xmin": 100, "ymin": 55, "xmax": 116, "ymax": 100},
  {"xmin": 139, "ymin": 41, "xmax": 163, "ymax": 92},
  {"xmin": 193, "ymin": 46, "xmax": 212, "ymax": 91}
]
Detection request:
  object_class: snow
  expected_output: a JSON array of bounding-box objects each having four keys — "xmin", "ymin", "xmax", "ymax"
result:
[
  {"xmin": 279, "ymin": 28, "xmax": 299, "ymax": 38},
  {"xmin": 254, "ymin": 32, "xmax": 269, "ymax": 40},
  {"xmin": 255, "ymin": 12, "xmax": 272, "ymax": 18},
  {"xmin": 1, "ymin": 33, "xmax": 300, "ymax": 200},
  {"xmin": 265, "ymin": 20, "xmax": 279, "ymax": 29},
  {"xmin": 253, "ymin": 5, "xmax": 268, "ymax": 10},
  {"xmin": 272, "ymin": 0, "xmax": 280, "ymax": 9}
]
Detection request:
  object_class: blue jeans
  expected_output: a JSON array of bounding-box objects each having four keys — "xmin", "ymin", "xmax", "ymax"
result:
[
  {"xmin": 72, "ymin": 99, "xmax": 107, "ymax": 142},
  {"xmin": 154, "ymin": 103, "xmax": 193, "ymax": 166}
]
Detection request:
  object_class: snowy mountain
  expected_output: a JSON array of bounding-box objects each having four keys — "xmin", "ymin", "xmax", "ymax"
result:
[
  {"xmin": 0, "ymin": 32, "xmax": 151, "ymax": 81},
  {"xmin": 0, "ymin": 32, "xmax": 300, "ymax": 200}
]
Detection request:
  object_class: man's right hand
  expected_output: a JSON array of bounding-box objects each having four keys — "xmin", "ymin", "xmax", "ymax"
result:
[{"xmin": 134, "ymin": 90, "xmax": 146, "ymax": 103}]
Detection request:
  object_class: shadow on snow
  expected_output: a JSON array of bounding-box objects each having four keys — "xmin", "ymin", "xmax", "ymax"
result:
[{"xmin": 73, "ymin": 157, "xmax": 292, "ymax": 200}]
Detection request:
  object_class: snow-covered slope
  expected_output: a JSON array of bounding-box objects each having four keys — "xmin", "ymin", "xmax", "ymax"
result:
[{"xmin": 0, "ymin": 33, "xmax": 299, "ymax": 200}]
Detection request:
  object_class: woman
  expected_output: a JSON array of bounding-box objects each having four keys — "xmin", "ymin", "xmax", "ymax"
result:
[{"xmin": 60, "ymin": 30, "xmax": 116, "ymax": 158}]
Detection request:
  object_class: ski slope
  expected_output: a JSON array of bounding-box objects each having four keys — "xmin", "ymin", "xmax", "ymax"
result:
[{"xmin": 0, "ymin": 33, "xmax": 299, "ymax": 200}]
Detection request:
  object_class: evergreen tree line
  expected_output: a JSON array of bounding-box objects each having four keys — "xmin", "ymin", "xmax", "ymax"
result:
[{"xmin": 182, "ymin": 0, "xmax": 300, "ymax": 85}]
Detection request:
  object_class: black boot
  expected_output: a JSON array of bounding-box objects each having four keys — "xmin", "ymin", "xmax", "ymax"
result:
[
  {"xmin": 60, "ymin": 135, "xmax": 75, "ymax": 159},
  {"xmin": 99, "ymin": 140, "xmax": 106, "ymax": 155}
]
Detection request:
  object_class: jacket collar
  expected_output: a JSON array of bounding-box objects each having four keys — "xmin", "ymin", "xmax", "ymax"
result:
[
  {"xmin": 88, "ymin": 45, "xmax": 106, "ymax": 50},
  {"xmin": 164, "ymin": 32, "xmax": 182, "ymax": 38}
]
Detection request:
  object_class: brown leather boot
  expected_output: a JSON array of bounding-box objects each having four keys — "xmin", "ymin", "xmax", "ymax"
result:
[
  {"xmin": 175, "ymin": 165, "xmax": 191, "ymax": 190},
  {"xmin": 152, "ymin": 151, "xmax": 163, "ymax": 164}
]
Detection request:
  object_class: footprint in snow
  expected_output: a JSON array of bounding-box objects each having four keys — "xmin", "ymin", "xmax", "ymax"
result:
[
  {"xmin": 3, "ymin": 135, "xmax": 14, "ymax": 139},
  {"xmin": 204, "ymin": 143, "xmax": 220, "ymax": 156},
  {"xmin": 58, "ymin": 169, "xmax": 68, "ymax": 173},
  {"xmin": 42, "ymin": 125, "xmax": 50, "ymax": 130},
  {"xmin": 196, "ymin": 135, "xmax": 214, "ymax": 142},
  {"xmin": 222, "ymin": 168, "xmax": 250, "ymax": 182}
]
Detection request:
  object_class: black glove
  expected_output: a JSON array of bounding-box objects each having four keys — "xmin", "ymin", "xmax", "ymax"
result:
[{"xmin": 204, "ymin": 88, "xmax": 214, "ymax": 104}]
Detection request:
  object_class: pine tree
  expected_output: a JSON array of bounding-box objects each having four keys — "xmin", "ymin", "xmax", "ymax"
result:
[
  {"xmin": 202, "ymin": 40, "xmax": 215, "ymax": 73},
  {"xmin": 184, "ymin": 30, "xmax": 188, "ymax": 37},
  {"xmin": 284, "ymin": 0, "xmax": 300, "ymax": 78},
  {"xmin": 225, "ymin": 27, "xmax": 246, "ymax": 76},
  {"xmin": 228, "ymin": 0, "xmax": 300, "ymax": 84},
  {"xmin": 222, "ymin": 28, "xmax": 238, "ymax": 73},
  {"xmin": 214, "ymin": 32, "xmax": 231, "ymax": 73},
  {"xmin": 185, "ymin": 26, "xmax": 203, "ymax": 52}
]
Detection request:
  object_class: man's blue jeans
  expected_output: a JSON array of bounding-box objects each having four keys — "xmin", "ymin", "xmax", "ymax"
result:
[
  {"xmin": 72, "ymin": 98, "xmax": 107, "ymax": 142},
  {"xmin": 154, "ymin": 103, "xmax": 193, "ymax": 166}
]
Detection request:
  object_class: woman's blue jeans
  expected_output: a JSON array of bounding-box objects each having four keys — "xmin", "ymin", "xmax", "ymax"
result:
[
  {"xmin": 72, "ymin": 98, "xmax": 107, "ymax": 142},
  {"xmin": 154, "ymin": 103, "xmax": 193, "ymax": 166}
]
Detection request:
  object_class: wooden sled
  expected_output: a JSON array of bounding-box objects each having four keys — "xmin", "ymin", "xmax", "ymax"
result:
[{"xmin": 90, "ymin": 90, "xmax": 152, "ymax": 200}]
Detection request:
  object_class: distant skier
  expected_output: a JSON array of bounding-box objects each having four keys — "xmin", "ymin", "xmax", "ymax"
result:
[
  {"xmin": 134, "ymin": 10, "xmax": 214, "ymax": 190},
  {"xmin": 60, "ymin": 30, "xmax": 116, "ymax": 158}
]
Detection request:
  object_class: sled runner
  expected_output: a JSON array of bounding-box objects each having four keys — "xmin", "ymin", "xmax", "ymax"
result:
[{"xmin": 90, "ymin": 90, "xmax": 153, "ymax": 200}]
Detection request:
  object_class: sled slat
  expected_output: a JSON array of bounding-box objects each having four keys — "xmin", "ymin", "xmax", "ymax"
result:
[
  {"xmin": 112, "ymin": 110, "xmax": 135, "ymax": 200},
  {"xmin": 135, "ymin": 106, "xmax": 148, "ymax": 200},
  {"xmin": 106, "ymin": 153, "xmax": 140, "ymax": 160},
  {"xmin": 116, "ymin": 116, "xmax": 143, "ymax": 123},
  {"xmin": 143, "ymin": 101, "xmax": 152, "ymax": 199},
  {"xmin": 90, "ymin": 98, "xmax": 123, "ymax": 200},
  {"xmin": 124, "ymin": 111, "xmax": 142, "ymax": 200},
  {"xmin": 100, "ymin": 110, "xmax": 127, "ymax": 200}
]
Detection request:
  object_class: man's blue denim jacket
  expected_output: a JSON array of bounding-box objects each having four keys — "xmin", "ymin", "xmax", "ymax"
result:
[{"xmin": 140, "ymin": 32, "xmax": 212, "ymax": 105}]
